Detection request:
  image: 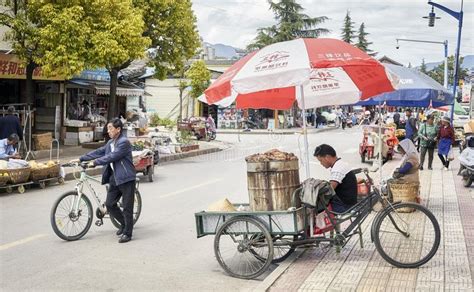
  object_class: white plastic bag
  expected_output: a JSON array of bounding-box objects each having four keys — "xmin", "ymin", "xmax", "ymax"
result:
[{"xmin": 448, "ymin": 148, "xmax": 454, "ymax": 161}]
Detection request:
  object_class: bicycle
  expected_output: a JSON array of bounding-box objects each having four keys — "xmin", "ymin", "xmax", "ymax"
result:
[
  {"xmin": 195, "ymin": 168, "xmax": 441, "ymax": 279},
  {"xmin": 50, "ymin": 162, "xmax": 142, "ymax": 241}
]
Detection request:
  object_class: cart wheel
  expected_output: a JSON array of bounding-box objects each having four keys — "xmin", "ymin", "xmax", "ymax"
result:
[
  {"xmin": 39, "ymin": 182, "xmax": 46, "ymax": 189},
  {"xmin": 58, "ymin": 177, "xmax": 65, "ymax": 184},
  {"xmin": 250, "ymin": 234, "xmax": 296, "ymax": 263},
  {"xmin": 6, "ymin": 186, "xmax": 13, "ymax": 193},
  {"xmin": 147, "ymin": 165, "xmax": 154, "ymax": 182},
  {"xmin": 214, "ymin": 216, "xmax": 273, "ymax": 279},
  {"xmin": 18, "ymin": 185, "xmax": 25, "ymax": 194}
]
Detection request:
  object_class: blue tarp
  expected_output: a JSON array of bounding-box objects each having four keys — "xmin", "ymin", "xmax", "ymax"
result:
[{"xmin": 355, "ymin": 63, "xmax": 454, "ymax": 108}]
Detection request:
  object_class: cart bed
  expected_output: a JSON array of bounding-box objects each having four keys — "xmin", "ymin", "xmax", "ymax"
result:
[{"xmin": 195, "ymin": 204, "xmax": 307, "ymax": 238}]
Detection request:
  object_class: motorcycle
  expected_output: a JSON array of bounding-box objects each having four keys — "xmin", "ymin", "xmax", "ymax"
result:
[
  {"xmin": 346, "ymin": 118, "xmax": 353, "ymax": 128},
  {"xmin": 458, "ymin": 136, "xmax": 474, "ymax": 187},
  {"xmin": 205, "ymin": 122, "xmax": 216, "ymax": 141}
]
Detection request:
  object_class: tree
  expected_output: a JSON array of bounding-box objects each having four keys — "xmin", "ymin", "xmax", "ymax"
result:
[
  {"xmin": 184, "ymin": 60, "xmax": 210, "ymax": 117},
  {"xmin": 341, "ymin": 10, "xmax": 356, "ymax": 44},
  {"xmin": 355, "ymin": 22, "xmax": 375, "ymax": 56},
  {"xmin": 247, "ymin": 0, "xmax": 329, "ymax": 50},
  {"xmin": 419, "ymin": 58, "xmax": 428, "ymax": 74},
  {"xmin": 427, "ymin": 55, "xmax": 468, "ymax": 88},
  {"xmin": 134, "ymin": 0, "xmax": 200, "ymax": 80},
  {"xmin": 0, "ymin": 0, "xmax": 41, "ymax": 104},
  {"xmin": 33, "ymin": 0, "xmax": 151, "ymax": 119}
]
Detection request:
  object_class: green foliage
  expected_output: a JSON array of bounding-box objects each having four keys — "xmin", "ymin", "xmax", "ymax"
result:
[
  {"xmin": 419, "ymin": 58, "xmax": 428, "ymax": 74},
  {"xmin": 148, "ymin": 113, "xmax": 176, "ymax": 128},
  {"xmin": 426, "ymin": 55, "xmax": 468, "ymax": 88},
  {"xmin": 134, "ymin": 0, "xmax": 200, "ymax": 79},
  {"xmin": 355, "ymin": 23, "xmax": 374, "ymax": 55},
  {"xmin": 185, "ymin": 60, "xmax": 211, "ymax": 99},
  {"xmin": 30, "ymin": 0, "xmax": 150, "ymax": 78},
  {"xmin": 177, "ymin": 129, "xmax": 193, "ymax": 144},
  {"xmin": 341, "ymin": 10, "xmax": 356, "ymax": 44},
  {"xmin": 247, "ymin": 0, "xmax": 329, "ymax": 51}
]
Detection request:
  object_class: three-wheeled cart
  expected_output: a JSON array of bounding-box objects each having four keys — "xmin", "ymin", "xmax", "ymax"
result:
[
  {"xmin": 195, "ymin": 169, "xmax": 441, "ymax": 279},
  {"xmin": 134, "ymin": 151, "xmax": 154, "ymax": 182}
]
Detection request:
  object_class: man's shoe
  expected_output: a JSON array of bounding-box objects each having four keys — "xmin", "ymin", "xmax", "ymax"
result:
[
  {"xmin": 116, "ymin": 227, "xmax": 124, "ymax": 236},
  {"xmin": 419, "ymin": 166, "xmax": 424, "ymax": 170},
  {"xmin": 428, "ymin": 166, "xmax": 433, "ymax": 170},
  {"xmin": 118, "ymin": 235, "xmax": 132, "ymax": 243}
]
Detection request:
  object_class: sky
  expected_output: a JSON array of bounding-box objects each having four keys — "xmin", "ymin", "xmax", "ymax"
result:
[{"xmin": 192, "ymin": 0, "xmax": 473, "ymax": 67}]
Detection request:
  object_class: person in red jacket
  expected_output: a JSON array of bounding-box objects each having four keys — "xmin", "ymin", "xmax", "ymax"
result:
[{"xmin": 437, "ymin": 116, "xmax": 455, "ymax": 170}]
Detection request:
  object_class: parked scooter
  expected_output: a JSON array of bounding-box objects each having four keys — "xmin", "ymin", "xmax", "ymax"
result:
[
  {"xmin": 458, "ymin": 136, "xmax": 474, "ymax": 187},
  {"xmin": 205, "ymin": 122, "xmax": 216, "ymax": 141}
]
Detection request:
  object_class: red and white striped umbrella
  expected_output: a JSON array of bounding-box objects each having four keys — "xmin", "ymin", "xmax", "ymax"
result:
[{"xmin": 201, "ymin": 38, "xmax": 398, "ymax": 109}]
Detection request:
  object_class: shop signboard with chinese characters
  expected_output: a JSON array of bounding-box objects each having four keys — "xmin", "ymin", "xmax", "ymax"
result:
[{"xmin": 0, "ymin": 54, "xmax": 64, "ymax": 80}]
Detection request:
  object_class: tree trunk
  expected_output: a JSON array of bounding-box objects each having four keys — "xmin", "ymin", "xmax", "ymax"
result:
[
  {"xmin": 25, "ymin": 61, "xmax": 37, "ymax": 105},
  {"xmin": 108, "ymin": 68, "xmax": 119, "ymax": 120}
]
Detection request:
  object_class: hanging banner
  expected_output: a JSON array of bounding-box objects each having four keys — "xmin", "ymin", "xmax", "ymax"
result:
[{"xmin": 0, "ymin": 54, "xmax": 64, "ymax": 80}]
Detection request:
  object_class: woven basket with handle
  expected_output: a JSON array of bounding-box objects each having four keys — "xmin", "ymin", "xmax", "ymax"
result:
[{"xmin": 389, "ymin": 181, "xmax": 420, "ymax": 213}]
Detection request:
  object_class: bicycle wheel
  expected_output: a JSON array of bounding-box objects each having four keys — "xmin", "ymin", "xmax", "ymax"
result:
[
  {"xmin": 250, "ymin": 234, "xmax": 296, "ymax": 263},
  {"xmin": 372, "ymin": 202, "xmax": 440, "ymax": 268},
  {"xmin": 110, "ymin": 189, "xmax": 142, "ymax": 229},
  {"xmin": 214, "ymin": 216, "xmax": 274, "ymax": 279},
  {"xmin": 50, "ymin": 191, "xmax": 93, "ymax": 241}
]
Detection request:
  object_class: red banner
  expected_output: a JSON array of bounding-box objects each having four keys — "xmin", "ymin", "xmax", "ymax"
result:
[{"xmin": 0, "ymin": 54, "xmax": 64, "ymax": 80}]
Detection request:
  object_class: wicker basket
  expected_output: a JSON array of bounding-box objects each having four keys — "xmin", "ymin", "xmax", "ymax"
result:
[
  {"xmin": 30, "ymin": 168, "xmax": 50, "ymax": 181},
  {"xmin": 0, "ymin": 175, "xmax": 9, "ymax": 187},
  {"xmin": 389, "ymin": 181, "xmax": 420, "ymax": 213},
  {"xmin": 4, "ymin": 167, "xmax": 32, "ymax": 184},
  {"xmin": 47, "ymin": 164, "xmax": 60, "ymax": 178}
]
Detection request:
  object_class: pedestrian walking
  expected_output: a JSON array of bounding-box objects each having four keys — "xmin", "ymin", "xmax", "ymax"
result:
[
  {"xmin": 437, "ymin": 116, "xmax": 455, "ymax": 170},
  {"xmin": 405, "ymin": 109, "xmax": 418, "ymax": 144},
  {"xmin": 78, "ymin": 118, "xmax": 136, "ymax": 243},
  {"xmin": 393, "ymin": 110, "xmax": 401, "ymax": 129},
  {"xmin": 418, "ymin": 115, "xmax": 437, "ymax": 170},
  {"xmin": 0, "ymin": 106, "xmax": 23, "ymax": 140}
]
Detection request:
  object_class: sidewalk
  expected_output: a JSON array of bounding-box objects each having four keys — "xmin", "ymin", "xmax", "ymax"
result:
[
  {"xmin": 258, "ymin": 156, "xmax": 474, "ymax": 291},
  {"xmin": 34, "ymin": 140, "xmax": 231, "ymax": 181}
]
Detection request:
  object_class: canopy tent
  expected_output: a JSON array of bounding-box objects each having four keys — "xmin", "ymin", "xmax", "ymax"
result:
[{"xmin": 354, "ymin": 64, "xmax": 453, "ymax": 108}]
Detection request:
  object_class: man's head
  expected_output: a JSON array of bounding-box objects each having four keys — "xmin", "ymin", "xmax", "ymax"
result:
[
  {"xmin": 107, "ymin": 118, "xmax": 123, "ymax": 140},
  {"xmin": 7, "ymin": 133, "xmax": 19, "ymax": 145},
  {"xmin": 313, "ymin": 144, "xmax": 337, "ymax": 169},
  {"xmin": 7, "ymin": 106, "xmax": 14, "ymax": 115},
  {"xmin": 405, "ymin": 109, "xmax": 412, "ymax": 117}
]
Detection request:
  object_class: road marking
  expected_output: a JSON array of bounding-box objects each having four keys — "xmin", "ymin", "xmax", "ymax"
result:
[
  {"xmin": 343, "ymin": 148, "xmax": 359, "ymax": 154},
  {"xmin": 159, "ymin": 178, "xmax": 224, "ymax": 198},
  {"xmin": 0, "ymin": 234, "xmax": 46, "ymax": 251}
]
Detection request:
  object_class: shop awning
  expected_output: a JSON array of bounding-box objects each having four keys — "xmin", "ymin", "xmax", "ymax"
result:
[{"xmin": 95, "ymin": 86, "xmax": 144, "ymax": 97}]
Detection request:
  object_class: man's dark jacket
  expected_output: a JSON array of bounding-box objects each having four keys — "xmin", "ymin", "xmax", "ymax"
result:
[
  {"xmin": 80, "ymin": 134, "xmax": 135, "ymax": 185},
  {"xmin": 0, "ymin": 115, "xmax": 23, "ymax": 140}
]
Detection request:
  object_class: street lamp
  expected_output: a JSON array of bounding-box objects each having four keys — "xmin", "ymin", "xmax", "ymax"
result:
[
  {"xmin": 426, "ymin": 0, "xmax": 464, "ymax": 124},
  {"xmin": 396, "ymin": 38, "xmax": 448, "ymax": 88}
]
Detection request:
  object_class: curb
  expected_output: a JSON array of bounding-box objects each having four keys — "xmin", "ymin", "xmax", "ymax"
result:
[
  {"xmin": 217, "ymin": 127, "xmax": 337, "ymax": 135},
  {"xmin": 253, "ymin": 250, "xmax": 305, "ymax": 292},
  {"xmin": 63, "ymin": 147, "xmax": 224, "ymax": 181}
]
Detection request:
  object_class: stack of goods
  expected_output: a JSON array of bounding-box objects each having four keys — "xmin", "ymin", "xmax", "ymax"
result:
[
  {"xmin": 0, "ymin": 159, "xmax": 31, "ymax": 184},
  {"xmin": 32, "ymin": 133, "xmax": 52, "ymax": 150},
  {"xmin": 245, "ymin": 149, "xmax": 298, "ymax": 162},
  {"xmin": 395, "ymin": 129, "xmax": 406, "ymax": 139},
  {"xmin": 29, "ymin": 160, "xmax": 60, "ymax": 180}
]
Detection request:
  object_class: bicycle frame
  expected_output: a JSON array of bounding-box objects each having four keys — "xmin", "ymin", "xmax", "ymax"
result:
[{"xmin": 71, "ymin": 168, "xmax": 106, "ymax": 216}]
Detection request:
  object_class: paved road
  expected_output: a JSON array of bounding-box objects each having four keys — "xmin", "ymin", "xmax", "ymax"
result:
[{"xmin": 1, "ymin": 127, "xmax": 372, "ymax": 291}]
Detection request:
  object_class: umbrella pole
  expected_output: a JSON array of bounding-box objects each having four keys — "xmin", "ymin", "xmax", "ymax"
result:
[
  {"xmin": 300, "ymin": 85, "xmax": 311, "ymax": 179},
  {"xmin": 378, "ymin": 102, "xmax": 383, "ymax": 183}
]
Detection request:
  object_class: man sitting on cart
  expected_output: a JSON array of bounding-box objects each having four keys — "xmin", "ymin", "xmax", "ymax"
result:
[{"xmin": 314, "ymin": 144, "xmax": 358, "ymax": 213}]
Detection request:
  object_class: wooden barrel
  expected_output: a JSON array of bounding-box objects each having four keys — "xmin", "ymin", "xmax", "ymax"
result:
[{"xmin": 247, "ymin": 160, "xmax": 300, "ymax": 211}]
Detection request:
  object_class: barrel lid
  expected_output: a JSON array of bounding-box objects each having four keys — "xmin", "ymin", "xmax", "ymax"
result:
[{"xmin": 247, "ymin": 159, "xmax": 299, "ymax": 172}]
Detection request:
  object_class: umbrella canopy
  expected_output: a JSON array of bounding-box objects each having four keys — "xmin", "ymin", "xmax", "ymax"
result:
[
  {"xmin": 201, "ymin": 38, "xmax": 397, "ymax": 110},
  {"xmin": 355, "ymin": 64, "xmax": 453, "ymax": 107},
  {"xmin": 435, "ymin": 100, "xmax": 467, "ymax": 115}
]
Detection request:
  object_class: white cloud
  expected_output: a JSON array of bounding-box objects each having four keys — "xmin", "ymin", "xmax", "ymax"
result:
[{"xmin": 193, "ymin": 0, "xmax": 473, "ymax": 67}]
